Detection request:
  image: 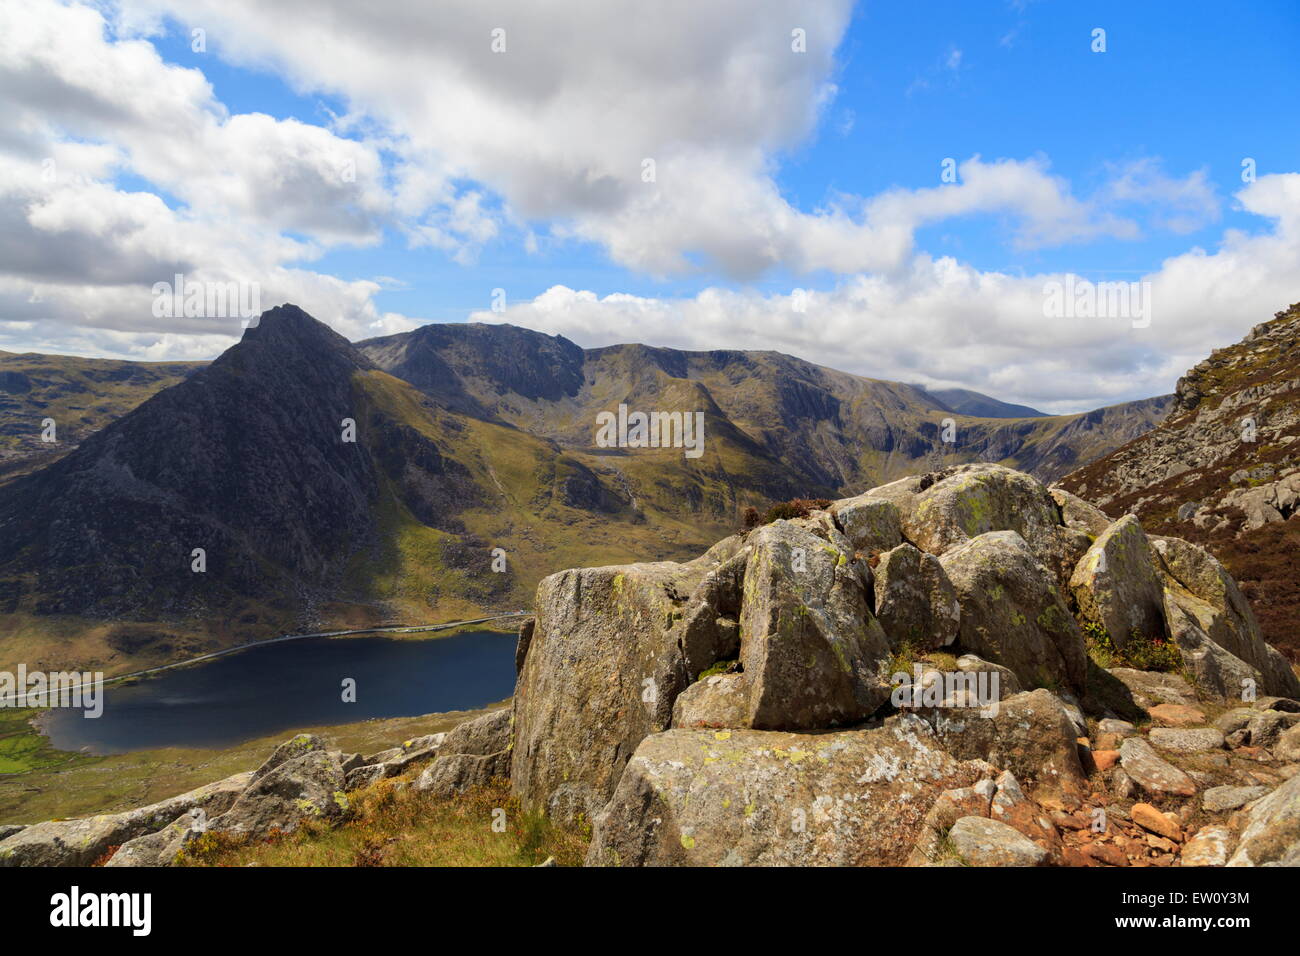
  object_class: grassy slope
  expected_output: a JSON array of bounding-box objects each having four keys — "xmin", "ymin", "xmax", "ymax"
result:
[
  {"xmin": 1060, "ymin": 305, "xmax": 1300, "ymax": 661},
  {"xmin": 0, "ymin": 351, "xmax": 202, "ymax": 481},
  {"xmin": 0, "ymin": 702, "xmax": 505, "ymax": 826},
  {"xmin": 178, "ymin": 776, "xmax": 587, "ymax": 868}
]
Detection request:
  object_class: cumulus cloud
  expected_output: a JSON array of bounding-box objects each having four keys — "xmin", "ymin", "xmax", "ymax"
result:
[
  {"xmin": 471, "ymin": 174, "xmax": 1300, "ymax": 414},
  {"xmin": 0, "ymin": 0, "xmax": 1295, "ymax": 412}
]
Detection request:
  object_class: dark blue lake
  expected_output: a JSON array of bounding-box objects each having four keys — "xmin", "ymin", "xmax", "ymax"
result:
[{"xmin": 40, "ymin": 630, "xmax": 517, "ymax": 754}]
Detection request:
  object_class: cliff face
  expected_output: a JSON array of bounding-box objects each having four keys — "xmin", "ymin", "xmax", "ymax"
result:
[{"xmin": 1060, "ymin": 302, "xmax": 1300, "ymax": 659}]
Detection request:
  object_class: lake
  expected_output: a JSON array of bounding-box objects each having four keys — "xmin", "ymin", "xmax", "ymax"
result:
[{"xmin": 40, "ymin": 630, "xmax": 518, "ymax": 754}]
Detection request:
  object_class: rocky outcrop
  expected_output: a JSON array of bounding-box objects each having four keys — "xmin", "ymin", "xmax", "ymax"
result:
[
  {"xmin": 1059, "ymin": 302, "xmax": 1300, "ymax": 666},
  {"xmin": 1069, "ymin": 515, "xmax": 1166, "ymax": 649},
  {"xmin": 585, "ymin": 717, "xmax": 992, "ymax": 866},
  {"xmin": 872, "ymin": 542, "xmax": 960, "ymax": 650},
  {"xmin": 939, "ymin": 531, "xmax": 1087, "ymax": 692},
  {"xmin": 0, "ymin": 772, "xmax": 251, "ymax": 867},
  {"xmin": 508, "ymin": 462, "xmax": 1298, "ymax": 850}
]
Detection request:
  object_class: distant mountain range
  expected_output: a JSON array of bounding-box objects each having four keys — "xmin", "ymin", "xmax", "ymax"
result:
[
  {"xmin": 0, "ymin": 305, "xmax": 1174, "ymax": 672},
  {"xmin": 920, "ymin": 387, "xmax": 1048, "ymax": 419}
]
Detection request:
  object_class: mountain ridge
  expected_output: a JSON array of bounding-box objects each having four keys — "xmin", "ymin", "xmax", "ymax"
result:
[{"xmin": 0, "ymin": 306, "xmax": 1175, "ymax": 672}]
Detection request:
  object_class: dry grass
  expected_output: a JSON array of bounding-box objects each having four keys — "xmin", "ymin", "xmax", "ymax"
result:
[{"xmin": 177, "ymin": 776, "xmax": 589, "ymax": 868}]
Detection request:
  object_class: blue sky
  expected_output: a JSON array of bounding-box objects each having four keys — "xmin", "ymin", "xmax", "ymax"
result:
[{"xmin": 2, "ymin": 0, "xmax": 1298, "ymax": 411}]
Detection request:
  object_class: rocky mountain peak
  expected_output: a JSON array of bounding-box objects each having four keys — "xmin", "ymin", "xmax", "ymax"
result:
[{"xmin": 226, "ymin": 304, "xmax": 373, "ymax": 376}]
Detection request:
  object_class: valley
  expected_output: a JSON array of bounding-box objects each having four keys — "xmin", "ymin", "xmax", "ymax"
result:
[{"xmin": 0, "ymin": 305, "xmax": 1172, "ymax": 676}]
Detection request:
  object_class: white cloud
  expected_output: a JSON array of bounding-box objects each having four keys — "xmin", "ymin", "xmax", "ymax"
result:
[
  {"xmin": 0, "ymin": 0, "xmax": 1294, "ymax": 414},
  {"xmin": 471, "ymin": 174, "xmax": 1300, "ymax": 414}
]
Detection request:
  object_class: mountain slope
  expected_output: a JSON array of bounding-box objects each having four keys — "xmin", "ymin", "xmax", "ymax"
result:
[
  {"xmin": 0, "ymin": 351, "xmax": 201, "ymax": 480},
  {"xmin": 359, "ymin": 323, "xmax": 1170, "ymax": 488},
  {"xmin": 1060, "ymin": 302, "xmax": 1300, "ymax": 661},
  {"xmin": 0, "ymin": 307, "xmax": 1177, "ymax": 672},
  {"xmin": 923, "ymin": 386, "xmax": 1047, "ymax": 418}
]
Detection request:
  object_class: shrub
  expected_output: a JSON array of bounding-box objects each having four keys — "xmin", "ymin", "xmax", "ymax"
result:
[{"xmin": 759, "ymin": 497, "xmax": 832, "ymax": 525}]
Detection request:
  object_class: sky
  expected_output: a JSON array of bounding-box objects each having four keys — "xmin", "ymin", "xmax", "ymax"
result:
[{"xmin": 1, "ymin": 0, "xmax": 1297, "ymax": 413}]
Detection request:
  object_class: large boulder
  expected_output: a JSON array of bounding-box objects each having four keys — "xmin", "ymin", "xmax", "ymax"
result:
[
  {"xmin": 252, "ymin": 733, "xmax": 329, "ymax": 780},
  {"xmin": 887, "ymin": 464, "xmax": 1086, "ymax": 589},
  {"xmin": 1151, "ymin": 536, "xmax": 1300, "ymax": 698},
  {"xmin": 921, "ymin": 688, "xmax": 1088, "ymax": 798},
  {"xmin": 0, "ymin": 772, "xmax": 251, "ymax": 867},
  {"xmin": 671, "ymin": 672, "xmax": 750, "ymax": 729},
  {"xmin": 872, "ymin": 542, "xmax": 960, "ymax": 650},
  {"xmin": 585, "ymin": 717, "xmax": 991, "ymax": 867},
  {"xmin": 1227, "ymin": 773, "xmax": 1300, "ymax": 866},
  {"xmin": 737, "ymin": 520, "xmax": 891, "ymax": 730},
  {"xmin": 1049, "ymin": 486, "xmax": 1113, "ymax": 537},
  {"xmin": 1069, "ymin": 515, "xmax": 1166, "ymax": 650},
  {"xmin": 415, "ymin": 752, "xmax": 511, "ymax": 798},
  {"xmin": 894, "ymin": 464, "xmax": 1061, "ymax": 557},
  {"xmin": 415, "ymin": 708, "xmax": 514, "ymax": 798},
  {"xmin": 829, "ymin": 493, "xmax": 903, "ymax": 555},
  {"xmin": 1163, "ymin": 591, "xmax": 1263, "ymax": 701},
  {"xmin": 208, "ymin": 750, "xmax": 348, "ymax": 839},
  {"xmin": 511, "ymin": 547, "xmax": 740, "ymax": 819},
  {"xmin": 442, "ymin": 708, "xmax": 511, "ymax": 756},
  {"xmin": 939, "ymin": 531, "xmax": 1088, "ymax": 692}
]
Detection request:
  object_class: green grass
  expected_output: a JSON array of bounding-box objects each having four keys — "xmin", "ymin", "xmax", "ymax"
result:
[
  {"xmin": 0, "ymin": 705, "xmax": 506, "ymax": 826},
  {"xmin": 0, "ymin": 708, "xmax": 96, "ymax": 775}
]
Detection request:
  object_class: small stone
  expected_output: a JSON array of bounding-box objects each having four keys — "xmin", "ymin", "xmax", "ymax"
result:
[
  {"xmin": 1149, "ymin": 703, "xmax": 1206, "ymax": 727},
  {"xmin": 1098, "ymin": 718, "xmax": 1137, "ymax": 736},
  {"xmin": 1149, "ymin": 728, "xmax": 1225, "ymax": 754},
  {"xmin": 1202, "ymin": 785, "xmax": 1269, "ymax": 812},
  {"xmin": 1131, "ymin": 802, "xmax": 1182, "ymax": 841},
  {"xmin": 1083, "ymin": 842, "xmax": 1129, "ymax": 866},
  {"xmin": 946, "ymin": 816, "xmax": 1048, "ymax": 867},
  {"xmin": 1180, "ymin": 825, "xmax": 1233, "ymax": 867},
  {"xmin": 1120, "ymin": 737, "xmax": 1197, "ymax": 797},
  {"xmin": 1092, "ymin": 750, "xmax": 1121, "ymax": 772}
]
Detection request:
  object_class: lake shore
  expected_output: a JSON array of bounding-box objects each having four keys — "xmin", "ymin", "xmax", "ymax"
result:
[{"xmin": 0, "ymin": 700, "xmax": 509, "ymax": 826}]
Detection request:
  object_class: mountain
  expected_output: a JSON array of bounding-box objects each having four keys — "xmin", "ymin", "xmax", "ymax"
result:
[
  {"xmin": 1059, "ymin": 301, "xmax": 1300, "ymax": 662},
  {"xmin": 923, "ymin": 386, "xmax": 1047, "ymax": 418},
  {"xmin": 358, "ymin": 322, "xmax": 1171, "ymax": 490},
  {"xmin": 0, "ymin": 351, "xmax": 200, "ymax": 480},
  {"xmin": 0, "ymin": 307, "xmax": 1174, "ymax": 672}
]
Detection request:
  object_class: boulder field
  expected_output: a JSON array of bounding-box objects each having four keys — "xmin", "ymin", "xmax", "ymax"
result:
[
  {"xmin": 511, "ymin": 463, "xmax": 1300, "ymax": 866},
  {"xmin": 5, "ymin": 464, "xmax": 1299, "ymax": 867}
]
